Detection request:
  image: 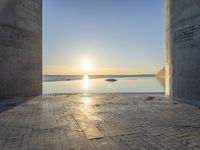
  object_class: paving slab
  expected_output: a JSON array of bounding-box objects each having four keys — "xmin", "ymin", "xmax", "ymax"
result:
[{"xmin": 0, "ymin": 93, "xmax": 200, "ymax": 150}]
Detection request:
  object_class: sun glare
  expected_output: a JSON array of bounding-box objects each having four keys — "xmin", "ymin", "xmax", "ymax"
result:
[{"xmin": 81, "ymin": 60, "xmax": 91, "ymax": 72}]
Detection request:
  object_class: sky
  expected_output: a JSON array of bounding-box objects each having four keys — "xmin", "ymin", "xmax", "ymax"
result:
[{"xmin": 43, "ymin": 0, "xmax": 165, "ymax": 75}]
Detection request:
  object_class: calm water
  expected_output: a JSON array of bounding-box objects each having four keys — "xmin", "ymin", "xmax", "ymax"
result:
[{"xmin": 43, "ymin": 75, "xmax": 164, "ymax": 94}]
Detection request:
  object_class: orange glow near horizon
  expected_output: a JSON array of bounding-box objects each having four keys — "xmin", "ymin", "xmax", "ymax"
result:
[{"xmin": 43, "ymin": 65, "xmax": 159, "ymax": 75}]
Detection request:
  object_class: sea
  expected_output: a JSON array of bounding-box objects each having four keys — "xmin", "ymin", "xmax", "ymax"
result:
[{"xmin": 43, "ymin": 75, "xmax": 165, "ymax": 94}]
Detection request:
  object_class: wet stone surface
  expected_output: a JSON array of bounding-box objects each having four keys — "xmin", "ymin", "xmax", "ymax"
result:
[{"xmin": 0, "ymin": 93, "xmax": 200, "ymax": 150}]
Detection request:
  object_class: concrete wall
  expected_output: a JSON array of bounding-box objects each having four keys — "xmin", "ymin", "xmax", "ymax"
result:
[
  {"xmin": 166, "ymin": 0, "xmax": 200, "ymax": 104},
  {"xmin": 0, "ymin": 0, "xmax": 42, "ymax": 98}
]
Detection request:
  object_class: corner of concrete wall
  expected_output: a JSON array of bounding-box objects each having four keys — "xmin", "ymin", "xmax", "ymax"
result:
[{"xmin": 165, "ymin": 0, "xmax": 172, "ymax": 98}]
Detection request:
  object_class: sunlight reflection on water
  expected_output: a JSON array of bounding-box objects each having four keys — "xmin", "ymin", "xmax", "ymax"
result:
[
  {"xmin": 43, "ymin": 77, "xmax": 164, "ymax": 94},
  {"xmin": 83, "ymin": 75, "xmax": 89, "ymax": 92}
]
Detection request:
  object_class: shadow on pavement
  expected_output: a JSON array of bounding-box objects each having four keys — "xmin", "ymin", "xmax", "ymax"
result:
[{"xmin": 0, "ymin": 96, "xmax": 36, "ymax": 113}]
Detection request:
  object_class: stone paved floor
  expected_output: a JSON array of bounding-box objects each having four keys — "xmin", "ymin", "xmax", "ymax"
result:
[{"xmin": 0, "ymin": 93, "xmax": 200, "ymax": 150}]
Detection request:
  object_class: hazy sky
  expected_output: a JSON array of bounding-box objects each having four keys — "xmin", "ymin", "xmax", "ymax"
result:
[{"xmin": 43, "ymin": 0, "xmax": 165, "ymax": 75}]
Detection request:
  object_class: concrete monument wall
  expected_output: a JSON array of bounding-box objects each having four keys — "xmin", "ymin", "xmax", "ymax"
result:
[
  {"xmin": 0, "ymin": 0, "xmax": 42, "ymax": 98},
  {"xmin": 166, "ymin": 0, "xmax": 200, "ymax": 104}
]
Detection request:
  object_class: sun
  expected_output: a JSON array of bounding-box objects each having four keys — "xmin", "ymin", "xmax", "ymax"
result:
[{"xmin": 81, "ymin": 60, "xmax": 91, "ymax": 72}]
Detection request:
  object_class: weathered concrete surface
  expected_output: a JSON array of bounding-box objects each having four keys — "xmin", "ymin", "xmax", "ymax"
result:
[
  {"xmin": 166, "ymin": 0, "xmax": 200, "ymax": 104},
  {"xmin": 0, "ymin": 93, "xmax": 200, "ymax": 150},
  {"xmin": 165, "ymin": 0, "xmax": 171, "ymax": 98},
  {"xmin": 0, "ymin": 0, "xmax": 42, "ymax": 98}
]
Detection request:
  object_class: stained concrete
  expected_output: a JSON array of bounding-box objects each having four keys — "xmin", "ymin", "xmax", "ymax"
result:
[
  {"xmin": 0, "ymin": 0, "xmax": 42, "ymax": 98},
  {"xmin": 166, "ymin": 0, "xmax": 200, "ymax": 104}
]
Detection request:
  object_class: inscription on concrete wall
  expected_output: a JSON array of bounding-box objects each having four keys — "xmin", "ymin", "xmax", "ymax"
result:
[
  {"xmin": 0, "ymin": 25, "xmax": 39, "ymax": 49},
  {"xmin": 174, "ymin": 25, "xmax": 200, "ymax": 48}
]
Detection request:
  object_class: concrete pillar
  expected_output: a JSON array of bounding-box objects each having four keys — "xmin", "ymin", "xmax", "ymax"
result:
[
  {"xmin": 0, "ymin": 0, "xmax": 42, "ymax": 98},
  {"xmin": 166, "ymin": 0, "xmax": 200, "ymax": 105}
]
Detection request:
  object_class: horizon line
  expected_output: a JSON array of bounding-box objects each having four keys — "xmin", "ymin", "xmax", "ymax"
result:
[{"xmin": 43, "ymin": 74, "xmax": 156, "ymax": 76}]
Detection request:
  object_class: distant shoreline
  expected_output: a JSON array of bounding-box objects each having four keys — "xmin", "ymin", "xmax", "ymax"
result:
[{"xmin": 43, "ymin": 74, "xmax": 155, "ymax": 82}]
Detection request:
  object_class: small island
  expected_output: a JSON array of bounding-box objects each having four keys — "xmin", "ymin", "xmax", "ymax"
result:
[
  {"xmin": 65, "ymin": 78, "xmax": 72, "ymax": 81},
  {"xmin": 105, "ymin": 78, "xmax": 117, "ymax": 82}
]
